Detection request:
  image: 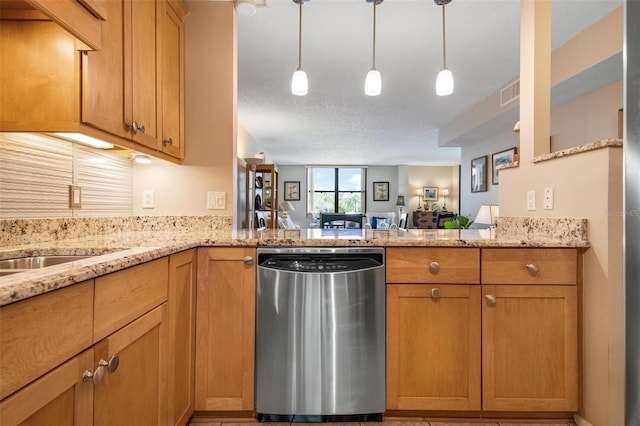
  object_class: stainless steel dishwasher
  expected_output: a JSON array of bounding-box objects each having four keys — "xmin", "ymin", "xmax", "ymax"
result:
[{"xmin": 255, "ymin": 247, "xmax": 385, "ymax": 422}]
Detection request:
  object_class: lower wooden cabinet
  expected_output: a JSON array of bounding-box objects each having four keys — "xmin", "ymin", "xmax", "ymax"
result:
[
  {"xmin": 168, "ymin": 250, "xmax": 197, "ymax": 426},
  {"xmin": 387, "ymin": 284, "xmax": 481, "ymax": 411},
  {"xmin": 0, "ymin": 348, "xmax": 94, "ymax": 425},
  {"xmin": 195, "ymin": 247, "xmax": 256, "ymax": 412},
  {"xmin": 94, "ymin": 304, "xmax": 168, "ymax": 426},
  {"xmin": 482, "ymin": 284, "xmax": 578, "ymax": 412}
]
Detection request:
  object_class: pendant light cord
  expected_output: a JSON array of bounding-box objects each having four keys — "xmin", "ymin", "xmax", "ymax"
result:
[
  {"xmin": 372, "ymin": 3, "xmax": 377, "ymax": 69},
  {"xmin": 441, "ymin": 2, "xmax": 447, "ymax": 69},
  {"xmin": 297, "ymin": 2, "xmax": 303, "ymax": 70}
]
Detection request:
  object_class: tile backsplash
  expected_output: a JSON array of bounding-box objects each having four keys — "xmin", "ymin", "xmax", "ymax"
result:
[{"xmin": 0, "ymin": 133, "xmax": 133, "ymax": 218}]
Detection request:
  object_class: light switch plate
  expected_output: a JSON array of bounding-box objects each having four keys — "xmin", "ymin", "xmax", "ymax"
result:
[
  {"xmin": 207, "ymin": 191, "xmax": 225, "ymax": 210},
  {"xmin": 527, "ymin": 190, "xmax": 536, "ymax": 211}
]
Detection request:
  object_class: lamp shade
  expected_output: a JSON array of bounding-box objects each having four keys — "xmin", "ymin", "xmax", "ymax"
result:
[
  {"xmin": 291, "ymin": 69, "xmax": 308, "ymax": 96},
  {"xmin": 441, "ymin": 188, "xmax": 449, "ymax": 197},
  {"xmin": 396, "ymin": 195, "xmax": 406, "ymax": 207},
  {"xmin": 279, "ymin": 201, "xmax": 295, "ymax": 211},
  {"xmin": 365, "ymin": 69, "xmax": 381, "ymax": 96},
  {"xmin": 436, "ymin": 68, "xmax": 454, "ymax": 96},
  {"xmin": 475, "ymin": 204, "xmax": 500, "ymax": 225},
  {"xmin": 235, "ymin": 0, "xmax": 257, "ymax": 15}
]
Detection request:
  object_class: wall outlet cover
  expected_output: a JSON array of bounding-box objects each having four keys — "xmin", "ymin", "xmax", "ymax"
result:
[
  {"xmin": 69, "ymin": 185, "xmax": 82, "ymax": 209},
  {"xmin": 207, "ymin": 191, "xmax": 225, "ymax": 210},
  {"xmin": 543, "ymin": 187, "xmax": 554, "ymax": 210},
  {"xmin": 142, "ymin": 189, "xmax": 154, "ymax": 209}
]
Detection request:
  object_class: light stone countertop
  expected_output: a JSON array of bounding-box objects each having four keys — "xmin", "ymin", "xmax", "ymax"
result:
[{"xmin": 0, "ymin": 225, "xmax": 589, "ymax": 307}]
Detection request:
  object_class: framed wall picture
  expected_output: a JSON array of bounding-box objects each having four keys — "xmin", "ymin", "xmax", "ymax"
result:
[
  {"xmin": 492, "ymin": 147, "xmax": 518, "ymax": 185},
  {"xmin": 423, "ymin": 186, "xmax": 438, "ymax": 201},
  {"xmin": 284, "ymin": 181, "xmax": 300, "ymax": 201},
  {"xmin": 471, "ymin": 155, "xmax": 488, "ymax": 193},
  {"xmin": 373, "ymin": 182, "xmax": 389, "ymax": 201}
]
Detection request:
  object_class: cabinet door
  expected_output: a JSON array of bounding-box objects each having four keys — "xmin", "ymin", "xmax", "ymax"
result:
[
  {"xmin": 482, "ymin": 285, "xmax": 578, "ymax": 412},
  {"xmin": 160, "ymin": 0, "xmax": 186, "ymax": 159},
  {"xmin": 82, "ymin": 0, "xmax": 158, "ymax": 148},
  {"xmin": 0, "ymin": 349, "xmax": 94, "ymax": 426},
  {"xmin": 387, "ymin": 284, "xmax": 481, "ymax": 411},
  {"xmin": 1, "ymin": 21, "xmax": 80, "ymax": 131},
  {"xmin": 195, "ymin": 248, "xmax": 256, "ymax": 411},
  {"xmin": 93, "ymin": 304, "xmax": 168, "ymax": 426},
  {"xmin": 128, "ymin": 0, "xmax": 159, "ymax": 149},
  {"xmin": 82, "ymin": 0, "xmax": 129, "ymax": 139},
  {"xmin": 168, "ymin": 250, "xmax": 196, "ymax": 426}
]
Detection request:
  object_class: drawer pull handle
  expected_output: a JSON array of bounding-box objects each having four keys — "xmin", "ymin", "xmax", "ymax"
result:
[
  {"xmin": 431, "ymin": 288, "xmax": 441, "ymax": 299},
  {"xmin": 429, "ymin": 261, "xmax": 440, "ymax": 273},
  {"xmin": 526, "ymin": 263, "xmax": 539, "ymax": 276},
  {"xmin": 485, "ymin": 294, "xmax": 497, "ymax": 306},
  {"xmin": 243, "ymin": 256, "xmax": 253, "ymax": 265}
]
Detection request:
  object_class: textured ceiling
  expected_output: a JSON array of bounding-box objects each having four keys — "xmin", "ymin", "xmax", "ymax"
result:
[{"xmin": 237, "ymin": 0, "xmax": 622, "ymax": 166}]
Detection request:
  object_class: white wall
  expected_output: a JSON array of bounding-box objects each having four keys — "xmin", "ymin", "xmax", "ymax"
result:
[
  {"xmin": 460, "ymin": 129, "xmax": 519, "ymax": 221},
  {"xmin": 550, "ymin": 80, "xmax": 622, "ymax": 151}
]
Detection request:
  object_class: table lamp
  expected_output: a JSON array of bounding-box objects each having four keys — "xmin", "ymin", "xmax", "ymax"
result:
[
  {"xmin": 475, "ymin": 204, "xmax": 499, "ymax": 228},
  {"xmin": 441, "ymin": 188, "xmax": 449, "ymax": 211}
]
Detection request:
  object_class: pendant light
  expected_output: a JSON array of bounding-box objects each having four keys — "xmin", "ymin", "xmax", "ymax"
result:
[
  {"xmin": 435, "ymin": 0, "xmax": 454, "ymax": 96},
  {"xmin": 291, "ymin": 0, "xmax": 309, "ymax": 96},
  {"xmin": 365, "ymin": 0, "xmax": 383, "ymax": 96}
]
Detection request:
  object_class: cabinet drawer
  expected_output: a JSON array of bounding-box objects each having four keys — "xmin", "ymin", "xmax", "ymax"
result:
[
  {"xmin": 94, "ymin": 258, "xmax": 168, "ymax": 342},
  {"xmin": 0, "ymin": 281, "xmax": 94, "ymax": 400},
  {"xmin": 481, "ymin": 248, "xmax": 578, "ymax": 285},
  {"xmin": 386, "ymin": 248, "xmax": 480, "ymax": 284}
]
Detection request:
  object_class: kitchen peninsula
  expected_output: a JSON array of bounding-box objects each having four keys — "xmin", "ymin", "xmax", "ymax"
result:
[{"xmin": 0, "ymin": 217, "xmax": 587, "ymax": 425}]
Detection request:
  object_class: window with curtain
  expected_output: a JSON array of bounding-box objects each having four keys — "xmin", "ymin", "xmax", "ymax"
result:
[{"xmin": 307, "ymin": 167, "xmax": 366, "ymax": 214}]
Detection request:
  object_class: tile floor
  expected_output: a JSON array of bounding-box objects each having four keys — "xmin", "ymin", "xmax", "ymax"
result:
[{"xmin": 189, "ymin": 422, "xmax": 576, "ymax": 426}]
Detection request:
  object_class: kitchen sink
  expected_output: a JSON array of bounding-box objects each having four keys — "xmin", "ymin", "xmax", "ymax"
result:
[{"xmin": 0, "ymin": 255, "xmax": 95, "ymax": 276}]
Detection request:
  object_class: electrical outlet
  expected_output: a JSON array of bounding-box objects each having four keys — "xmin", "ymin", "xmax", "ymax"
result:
[
  {"xmin": 69, "ymin": 185, "xmax": 82, "ymax": 209},
  {"xmin": 543, "ymin": 187, "xmax": 554, "ymax": 210},
  {"xmin": 526, "ymin": 190, "xmax": 536, "ymax": 211},
  {"xmin": 142, "ymin": 189, "xmax": 154, "ymax": 209}
]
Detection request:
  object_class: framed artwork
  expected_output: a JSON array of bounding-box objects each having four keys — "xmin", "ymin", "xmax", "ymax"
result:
[
  {"xmin": 471, "ymin": 155, "xmax": 488, "ymax": 192},
  {"xmin": 284, "ymin": 181, "xmax": 300, "ymax": 201},
  {"xmin": 423, "ymin": 186, "xmax": 438, "ymax": 201},
  {"xmin": 492, "ymin": 147, "xmax": 518, "ymax": 185},
  {"xmin": 373, "ymin": 182, "xmax": 389, "ymax": 201}
]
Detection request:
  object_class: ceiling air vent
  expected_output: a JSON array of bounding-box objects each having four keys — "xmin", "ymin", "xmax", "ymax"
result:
[{"xmin": 500, "ymin": 80, "xmax": 520, "ymax": 107}]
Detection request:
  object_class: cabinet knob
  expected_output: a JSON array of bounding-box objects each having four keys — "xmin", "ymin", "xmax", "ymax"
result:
[
  {"xmin": 430, "ymin": 288, "xmax": 441, "ymax": 299},
  {"xmin": 429, "ymin": 261, "xmax": 440, "ymax": 273},
  {"xmin": 104, "ymin": 355, "xmax": 119, "ymax": 374},
  {"xmin": 126, "ymin": 121, "xmax": 145, "ymax": 134},
  {"xmin": 485, "ymin": 294, "xmax": 497, "ymax": 306},
  {"xmin": 126, "ymin": 121, "xmax": 139, "ymax": 133},
  {"xmin": 82, "ymin": 364, "xmax": 106, "ymax": 385},
  {"xmin": 243, "ymin": 256, "xmax": 253, "ymax": 265},
  {"xmin": 163, "ymin": 137, "xmax": 173, "ymax": 146},
  {"xmin": 526, "ymin": 263, "xmax": 539, "ymax": 276}
]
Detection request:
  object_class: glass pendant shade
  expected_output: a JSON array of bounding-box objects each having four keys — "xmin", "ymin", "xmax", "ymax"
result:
[
  {"xmin": 291, "ymin": 68, "xmax": 308, "ymax": 96},
  {"xmin": 436, "ymin": 68, "xmax": 454, "ymax": 96},
  {"xmin": 365, "ymin": 69, "xmax": 381, "ymax": 96}
]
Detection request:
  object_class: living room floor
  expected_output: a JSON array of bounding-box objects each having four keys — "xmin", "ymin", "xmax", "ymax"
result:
[{"xmin": 189, "ymin": 422, "xmax": 576, "ymax": 426}]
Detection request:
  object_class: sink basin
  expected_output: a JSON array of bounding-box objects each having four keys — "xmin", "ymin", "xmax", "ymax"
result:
[{"xmin": 0, "ymin": 255, "xmax": 94, "ymax": 276}]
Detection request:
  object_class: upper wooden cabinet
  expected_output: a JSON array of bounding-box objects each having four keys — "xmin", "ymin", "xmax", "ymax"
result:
[
  {"xmin": 82, "ymin": 0, "xmax": 159, "ymax": 150},
  {"xmin": 160, "ymin": 0, "xmax": 187, "ymax": 159},
  {"xmin": 0, "ymin": 0, "xmax": 187, "ymax": 162},
  {"xmin": 0, "ymin": 0, "xmax": 105, "ymax": 50}
]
